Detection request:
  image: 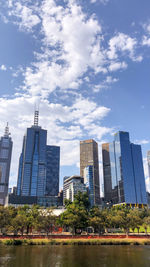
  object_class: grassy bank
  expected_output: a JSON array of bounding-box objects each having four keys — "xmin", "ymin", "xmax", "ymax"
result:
[{"xmin": 1, "ymin": 238, "xmax": 150, "ymax": 246}]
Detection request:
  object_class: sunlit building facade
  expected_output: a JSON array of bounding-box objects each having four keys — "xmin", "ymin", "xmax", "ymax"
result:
[
  {"xmin": 63, "ymin": 175, "xmax": 87, "ymax": 204},
  {"xmin": 80, "ymin": 139, "xmax": 100, "ymax": 205},
  {"xmin": 102, "ymin": 131, "xmax": 147, "ymax": 205},
  {"xmin": 147, "ymin": 151, "xmax": 150, "ymax": 178},
  {"xmin": 0, "ymin": 124, "xmax": 13, "ymax": 205}
]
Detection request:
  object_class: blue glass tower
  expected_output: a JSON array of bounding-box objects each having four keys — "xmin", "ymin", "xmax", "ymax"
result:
[
  {"xmin": 102, "ymin": 131, "xmax": 147, "ymax": 205},
  {"xmin": 84, "ymin": 165, "xmax": 94, "ymax": 207},
  {"xmin": 45, "ymin": 145, "xmax": 60, "ymax": 196},
  {"xmin": 17, "ymin": 111, "xmax": 60, "ymax": 198}
]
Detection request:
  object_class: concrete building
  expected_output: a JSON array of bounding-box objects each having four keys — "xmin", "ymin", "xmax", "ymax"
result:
[
  {"xmin": 63, "ymin": 175, "xmax": 87, "ymax": 204},
  {"xmin": 0, "ymin": 123, "xmax": 13, "ymax": 205},
  {"xmin": 80, "ymin": 139, "xmax": 100, "ymax": 205},
  {"xmin": 102, "ymin": 131, "xmax": 147, "ymax": 206}
]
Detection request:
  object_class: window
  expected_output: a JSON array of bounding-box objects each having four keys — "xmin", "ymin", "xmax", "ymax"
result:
[{"xmin": 0, "ymin": 149, "xmax": 8, "ymax": 159}]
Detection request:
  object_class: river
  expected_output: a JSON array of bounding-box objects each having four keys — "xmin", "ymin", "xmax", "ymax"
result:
[{"xmin": 0, "ymin": 245, "xmax": 150, "ymax": 266}]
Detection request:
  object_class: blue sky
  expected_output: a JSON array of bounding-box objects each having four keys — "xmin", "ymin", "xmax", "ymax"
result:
[{"xmin": 0, "ymin": 0, "xmax": 150, "ymax": 193}]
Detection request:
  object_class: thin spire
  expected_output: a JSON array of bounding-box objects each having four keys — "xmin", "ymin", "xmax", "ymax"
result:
[
  {"xmin": 34, "ymin": 110, "xmax": 39, "ymax": 126},
  {"xmin": 4, "ymin": 122, "xmax": 10, "ymax": 137}
]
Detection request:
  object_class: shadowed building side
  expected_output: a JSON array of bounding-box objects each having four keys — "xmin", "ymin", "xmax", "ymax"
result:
[{"xmin": 102, "ymin": 143, "xmax": 112, "ymax": 203}]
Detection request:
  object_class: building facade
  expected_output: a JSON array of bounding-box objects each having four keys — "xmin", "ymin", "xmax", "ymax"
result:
[
  {"xmin": 0, "ymin": 124, "xmax": 13, "ymax": 205},
  {"xmin": 80, "ymin": 139, "xmax": 100, "ymax": 205},
  {"xmin": 147, "ymin": 151, "xmax": 150, "ymax": 178},
  {"xmin": 63, "ymin": 175, "xmax": 87, "ymax": 204},
  {"xmin": 84, "ymin": 166, "xmax": 94, "ymax": 207},
  {"xmin": 46, "ymin": 145, "xmax": 60, "ymax": 196},
  {"xmin": 102, "ymin": 131, "xmax": 147, "ymax": 205},
  {"xmin": 17, "ymin": 111, "xmax": 60, "ymax": 199}
]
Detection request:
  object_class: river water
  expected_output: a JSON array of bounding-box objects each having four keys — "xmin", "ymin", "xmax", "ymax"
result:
[{"xmin": 0, "ymin": 245, "xmax": 150, "ymax": 267}]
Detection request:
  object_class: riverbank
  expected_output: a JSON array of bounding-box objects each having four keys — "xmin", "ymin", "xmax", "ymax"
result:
[{"xmin": 1, "ymin": 238, "xmax": 150, "ymax": 246}]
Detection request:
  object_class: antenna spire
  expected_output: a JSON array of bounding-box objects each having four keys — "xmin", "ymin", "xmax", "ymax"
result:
[
  {"xmin": 34, "ymin": 110, "xmax": 39, "ymax": 126},
  {"xmin": 4, "ymin": 122, "xmax": 10, "ymax": 137}
]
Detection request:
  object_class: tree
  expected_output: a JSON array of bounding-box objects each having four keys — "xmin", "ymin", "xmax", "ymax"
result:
[
  {"xmin": 89, "ymin": 206, "xmax": 104, "ymax": 234},
  {"xmin": 59, "ymin": 192, "xmax": 90, "ymax": 234},
  {"xmin": 127, "ymin": 209, "xmax": 142, "ymax": 234},
  {"xmin": 35, "ymin": 208, "xmax": 56, "ymax": 236},
  {"xmin": 143, "ymin": 216, "xmax": 150, "ymax": 234},
  {"xmin": 0, "ymin": 206, "xmax": 10, "ymax": 234}
]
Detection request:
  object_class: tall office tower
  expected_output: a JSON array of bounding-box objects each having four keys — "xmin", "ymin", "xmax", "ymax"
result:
[
  {"xmin": 17, "ymin": 111, "xmax": 60, "ymax": 198},
  {"xmin": 84, "ymin": 166, "xmax": 94, "ymax": 207},
  {"xmin": 102, "ymin": 131, "xmax": 147, "ymax": 205},
  {"xmin": 102, "ymin": 143, "xmax": 112, "ymax": 203},
  {"xmin": 45, "ymin": 145, "xmax": 60, "ymax": 196},
  {"xmin": 147, "ymin": 151, "xmax": 150, "ymax": 178},
  {"xmin": 0, "ymin": 123, "xmax": 13, "ymax": 205},
  {"xmin": 80, "ymin": 139, "xmax": 100, "ymax": 205}
]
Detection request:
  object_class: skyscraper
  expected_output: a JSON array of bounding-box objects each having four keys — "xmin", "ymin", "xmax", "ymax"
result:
[
  {"xmin": 17, "ymin": 111, "xmax": 60, "ymax": 198},
  {"xmin": 80, "ymin": 139, "xmax": 100, "ymax": 205},
  {"xmin": 0, "ymin": 123, "xmax": 13, "ymax": 205},
  {"xmin": 147, "ymin": 151, "xmax": 150, "ymax": 178},
  {"xmin": 102, "ymin": 131, "xmax": 147, "ymax": 205},
  {"xmin": 84, "ymin": 165, "xmax": 94, "ymax": 207},
  {"xmin": 46, "ymin": 145, "xmax": 60, "ymax": 196}
]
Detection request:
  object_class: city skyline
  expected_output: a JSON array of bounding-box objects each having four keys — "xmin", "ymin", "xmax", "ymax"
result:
[{"xmin": 0, "ymin": 0, "xmax": 150, "ymax": 193}]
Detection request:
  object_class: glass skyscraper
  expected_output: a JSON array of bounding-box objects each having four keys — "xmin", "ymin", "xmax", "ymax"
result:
[
  {"xmin": 17, "ymin": 111, "xmax": 60, "ymax": 198},
  {"xmin": 80, "ymin": 139, "xmax": 100, "ymax": 205},
  {"xmin": 46, "ymin": 145, "xmax": 60, "ymax": 196},
  {"xmin": 0, "ymin": 124, "xmax": 13, "ymax": 205},
  {"xmin": 102, "ymin": 131, "xmax": 147, "ymax": 205},
  {"xmin": 84, "ymin": 165, "xmax": 94, "ymax": 207}
]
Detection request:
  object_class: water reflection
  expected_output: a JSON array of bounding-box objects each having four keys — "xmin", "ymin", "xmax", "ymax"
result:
[{"xmin": 0, "ymin": 245, "xmax": 150, "ymax": 267}]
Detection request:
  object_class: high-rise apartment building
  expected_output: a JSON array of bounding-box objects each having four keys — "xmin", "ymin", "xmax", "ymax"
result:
[
  {"xmin": 63, "ymin": 175, "xmax": 87, "ymax": 204},
  {"xmin": 17, "ymin": 111, "xmax": 60, "ymax": 198},
  {"xmin": 102, "ymin": 131, "xmax": 147, "ymax": 205},
  {"xmin": 0, "ymin": 124, "xmax": 13, "ymax": 205},
  {"xmin": 80, "ymin": 139, "xmax": 100, "ymax": 205}
]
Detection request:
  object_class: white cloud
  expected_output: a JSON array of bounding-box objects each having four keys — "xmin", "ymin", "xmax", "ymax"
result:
[
  {"xmin": 107, "ymin": 33, "xmax": 138, "ymax": 61},
  {"xmin": 0, "ymin": 94, "xmax": 112, "ymax": 187},
  {"xmin": 142, "ymin": 21, "xmax": 150, "ymax": 35},
  {"xmin": 93, "ymin": 75, "xmax": 118, "ymax": 92},
  {"xmin": 142, "ymin": 36, "xmax": 150, "ymax": 47},
  {"xmin": 8, "ymin": 1, "xmax": 40, "ymax": 31},
  {"xmin": 0, "ymin": 64, "xmax": 7, "ymax": 71},
  {"xmin": 109, "ymin": 61, "xmax": 128, "ymax": 72},
  {"xmin": 134, "ymin": 139, "xmax": 149, "ymax": 145},
  {"xmin": 90, "ymin": 0, "xmax": 109, "ymax": 4}
]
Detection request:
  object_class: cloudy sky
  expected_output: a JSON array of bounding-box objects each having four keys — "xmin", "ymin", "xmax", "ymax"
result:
[{"xmin": 0, "ymin": 0, "xmax": 150, "ymax": 193}]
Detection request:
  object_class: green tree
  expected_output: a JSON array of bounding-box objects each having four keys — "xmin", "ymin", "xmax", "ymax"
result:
[
  {"xmin": 143, "ymin": 216, "xmax": 150, "ymax": 234},
  {"xmin": 35, "ymin": 208, "xmax": 56, "ymax": 236},
  {"xmin": 60, "ymin": 192, "xmax": 89, "ymax": 234}
]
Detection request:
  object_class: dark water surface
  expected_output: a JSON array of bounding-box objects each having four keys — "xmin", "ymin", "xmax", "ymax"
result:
[{"xmin": 0, "ymin": 245, "xmax": 150, "ymax": 267}]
